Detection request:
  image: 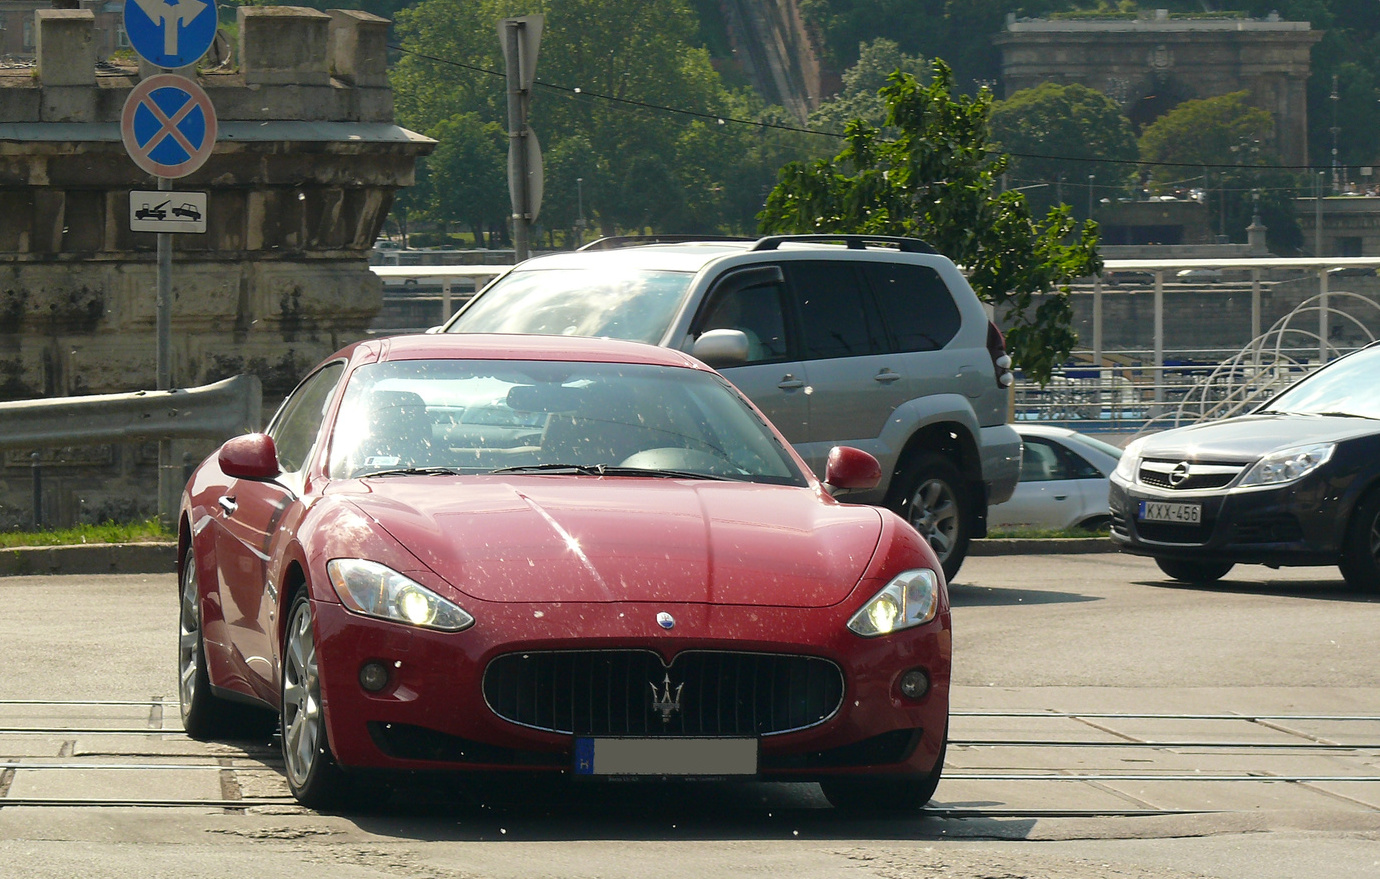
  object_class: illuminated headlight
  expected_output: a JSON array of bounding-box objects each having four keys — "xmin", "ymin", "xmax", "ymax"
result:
[
  {"xmin": 1112, "ymin": 437, "xmax": 1146, "ymax": 482},
  {"xmin": 847, "ymin": 569, "xmax": 939, "ymax": 638},
  {"xmin": 1238, "ymin": 443, "xmax": 1335, "ymax": 488},
  {"xmin": 327, "ymin": 559, "xmax": 474, "ymax": 632}
]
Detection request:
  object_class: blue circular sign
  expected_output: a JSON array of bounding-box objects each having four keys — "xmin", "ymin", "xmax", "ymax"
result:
[
  {"xmin": 121, "ymin": 74, "xmax": 218, "ymax": 179},
  {"xmin": 124, "ymin": 0, "xmax": 219, "ymax": 69}
]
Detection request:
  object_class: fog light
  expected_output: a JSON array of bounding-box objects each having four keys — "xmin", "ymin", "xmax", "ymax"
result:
[
  {"xmin": 899, "ymin": 668, "xmax": 930, "ymax": 700},
  {"xmin": 359, "ymin": 660, "xmax": 390, "ymax": 693}
]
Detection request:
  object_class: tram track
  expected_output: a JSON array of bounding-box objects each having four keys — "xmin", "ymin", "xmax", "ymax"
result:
[{"xmin": 0, "ymin": 705, "xmax": 1376, "ymax": 815}]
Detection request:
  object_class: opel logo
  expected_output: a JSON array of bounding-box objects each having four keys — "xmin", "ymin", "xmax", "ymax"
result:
[
  {"xmin": 656, "ymin": 611, "xmax": 675, "ymax": 630},
  {"xmin": 1168, "ymin": 461, "xmax": 1191, "ymax": 487}
]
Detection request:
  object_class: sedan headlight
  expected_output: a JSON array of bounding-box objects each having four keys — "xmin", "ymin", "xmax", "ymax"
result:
[
  {"xmin": 847, "ymin": 569, "xmax": 939, "ymax": 637},
  {"xmin": 327, "ymin": 559, "xmax": 474, "ymax": 632},
  {"xmin": 1112, "ymin": 437, "xmax": 1146, "ymax": 482},
  {"xmin": 1238, "ymin": 443, "xmax": 1335, "ymax": 488}
]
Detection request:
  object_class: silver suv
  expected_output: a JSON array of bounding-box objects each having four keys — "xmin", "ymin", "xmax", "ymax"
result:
[{"xmin": 438, "ymin": 234, "xmax": 1020, "ymax": 579}]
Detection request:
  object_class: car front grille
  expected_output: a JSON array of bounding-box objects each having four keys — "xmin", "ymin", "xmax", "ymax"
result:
[
  {"xmin": 1135, "ymin": 520, "xmax": 1212, "ymax": 544},
  {"xmin": 1138, "ymin": 459, "xmax": 1245, "ymax": 491},
  {"xmin": 483, "ymin": 649, "xmax": 845, "ymax": 737}
]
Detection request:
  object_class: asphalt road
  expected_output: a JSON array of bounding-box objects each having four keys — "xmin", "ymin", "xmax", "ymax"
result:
[{"xmin": 0, "ymin": 553, "xmax": 1377, "ymax": 879}]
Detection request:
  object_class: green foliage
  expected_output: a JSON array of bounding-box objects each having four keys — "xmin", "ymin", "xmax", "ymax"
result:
[
  {"xmin": 759, "ymin": 61, "xmax": 1099, "ymax": 384},
  {"xmin": 991, "ymin": 82, "xmax": 1138, "ymax": 220},
  {"xmin": 809, "ymin": 38, "xmax": 930, "ymax": 133},
  {"xmin": 1138, "ymin": 91, "xmax": 1275, "ymax": 181},
  {"xmin": 389, "ymin": 0, "xmax": 808, "ymax": 238},
  {"xmin": 424, "ymin": 113, "xmax": 508, "ymax": 243},
  {"xmin": 0, "ymin": 518, "xmax": 168, "ymax": 548}
]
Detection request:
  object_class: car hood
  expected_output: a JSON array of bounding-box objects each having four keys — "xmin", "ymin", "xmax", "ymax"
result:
[
  {"xmin": 1135, "ymin": 413, "xmax": 1380, "ymax": 462},
  {"xmin": 329, "ymin": 477, "xmax": 883, "ymax": 607}
]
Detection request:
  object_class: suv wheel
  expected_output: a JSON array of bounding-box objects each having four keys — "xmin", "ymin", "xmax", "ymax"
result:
[
  {"xmin": 1154, "ymin": 558, "xmax": 1233, "ymax": 584},
  {"xmin": 892, "ymin": 453, "xmax": 970, "ymax": 581}
]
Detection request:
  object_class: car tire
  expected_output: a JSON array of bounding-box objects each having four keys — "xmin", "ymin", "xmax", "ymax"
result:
[
  {"xmin": 890, "ymin": 453, "xmax": 970, "ymax": 582},
  {"xmin": 819, "ymin": 734, "xmax": 946, "ymax": 812},
  {"xmin": 1154, "ymin": 558, "xmax": 1234, "ymax": 584},
  {"xmin": 1078, "ymin": 515, "xmax": 1112, "ymax": 533},
  {"xmin": 179, "ymin": 548, "xmax": 274, "ymax": 740},
  {"xmin": 1339, "ymin": 489, "xmax": 1380, "ymax": 592},
  {"xmin": 281, "ymin": 591, "xmax": 350, "ymax": 810}
]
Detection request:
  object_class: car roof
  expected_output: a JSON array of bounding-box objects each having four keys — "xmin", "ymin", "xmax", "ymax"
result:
[
  {"xmin": 511, "ymin": 244, "xmax": 748, "ymax": 274},
  {"xmin": 340, "ymin": 332, "xmax": 711, "ymax": 370},
  {"xmin": 1015, "ymin": 423, "xmax": 1078, "ymax": 439}
]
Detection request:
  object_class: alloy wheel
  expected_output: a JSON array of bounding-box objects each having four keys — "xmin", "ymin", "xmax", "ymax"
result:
[
  {"xmin": 908, "ymin": 477, "xmax": 959, "ymax": 563},
  {"xmin": 178, "ymin": 559, "xmax": 201, "ymax": 719},
  {"xmin": 282, "ymin": 600, "xmax": 324, "ymax": 788}
]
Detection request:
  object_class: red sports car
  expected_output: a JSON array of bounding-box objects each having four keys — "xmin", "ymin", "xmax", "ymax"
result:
[{"xmin": 177, "ymin": 333, "xmax": 951, "ymax": 810}]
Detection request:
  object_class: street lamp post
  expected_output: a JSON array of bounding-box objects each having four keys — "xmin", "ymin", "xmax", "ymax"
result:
[
  {"xmin": 576, "ymin": 176, "xmax": 586, "ymax": 247},
  {"xmin": 1087, "ymin": 174, "xmax": 1095, "ymax": 219}
]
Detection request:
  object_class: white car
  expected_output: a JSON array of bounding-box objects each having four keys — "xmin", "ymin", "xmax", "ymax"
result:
[{"xmin": 988, "ymin": 425, "xmax": 1123, "ymax": 531}]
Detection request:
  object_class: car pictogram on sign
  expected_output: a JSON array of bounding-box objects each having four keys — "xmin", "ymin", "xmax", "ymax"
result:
[
  {"xmin": 172, "ymin": 203, "xmax": 202, "ymax": 221},
  {"xmin": 135, "ymin": 201, "xmax": 170, "ymax": 221}
]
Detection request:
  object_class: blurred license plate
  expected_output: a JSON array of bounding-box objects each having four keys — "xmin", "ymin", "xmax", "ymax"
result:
[
  {"xmin": 1139, "ymin": 501, "xmax": 1202, "ymax": 524},
  {"xmin": 573, "ymin": 738, "xmax": 757, "ymax": 776}
]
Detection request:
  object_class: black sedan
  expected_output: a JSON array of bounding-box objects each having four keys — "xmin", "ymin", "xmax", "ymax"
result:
[{"xmin": 1109, "ymin": 342, "xmax": 1380, "ymax": 589}]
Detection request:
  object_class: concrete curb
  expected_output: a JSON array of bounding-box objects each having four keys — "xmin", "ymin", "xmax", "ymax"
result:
[
  {"xmin": 0, "ymin": 542, "xmax": 178, "ymax": 577},
  {"xmin": 0, "ymin": 537, "xmax": 1118, "ymax": 577}
]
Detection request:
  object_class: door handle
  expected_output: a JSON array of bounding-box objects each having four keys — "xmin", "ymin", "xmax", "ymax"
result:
[
  {"xmin": 218, "ymin": 496, "xmax": 238, "ymax": 516},
  {"xmin": 1054, "ymin": 495, "xmax": 1068, "ymax": 501},
  {"xmin": 777, "ymin": 375, "xmax": 806, "ymax": 390},
  {"xmin": 874, "ymin": 369, "xmax": 902, "ymax": 384}
]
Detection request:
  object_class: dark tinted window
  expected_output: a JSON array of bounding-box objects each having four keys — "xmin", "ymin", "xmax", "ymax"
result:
[
  {"xmin": 862, "ymin": 262, "xmax": 961, "ymax": 352},
  {"xmin": 269, "ymin": 362, "xmax": 344, "ymax": 473},
  {"xmin": 787, "ymin": 262, "xmax": 884, "ymax": 360},
  {"xmin": 698, "ymin": 272, "xmax": 790, "ymax": 363}
]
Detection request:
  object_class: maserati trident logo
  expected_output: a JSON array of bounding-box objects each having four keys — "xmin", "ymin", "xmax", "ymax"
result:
[
  {"xmin": 1169, "ymin": 461, "xmax": 1192, "ymax": 487},
  {"xmin": 650, "ymin": 673, "xmax": 683, "ymax": 724},
  {"xmin": 656, "ymin": 611, "xmax": 675, "ymax": 630}
]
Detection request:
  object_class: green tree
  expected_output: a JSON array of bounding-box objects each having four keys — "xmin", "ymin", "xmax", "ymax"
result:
[
  {"xmin": 424, "ymin": 113, "xmax": 508, "ymax": 246},
  {"xmin": 1139, "ymin": 91, "xmax": 1276, "ymax": 182},
  {"xmin": 809, "ymin": 38, "xmax": 929, "ymax": 133},
  {"xmin": 391, "ymin": 0, "xmax": 782, "ymax": 238},
  {"xmin": 991, "ymin": 82, "xmax": 1138, "ymax": 221},
  {"xmin": 759, "ymin": 61, "xmax": 1100, "ymax": 383}
]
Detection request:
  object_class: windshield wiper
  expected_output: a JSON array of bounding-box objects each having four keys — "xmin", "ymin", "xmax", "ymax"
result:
[
  {"xmin": 488, "ymin": 463, "xmax": 609, "ymax": 476},
  {"xmin": 363, "ymin": 466, "xmax": 467, "ymax": 478},
  {"xmin": 488, "ymin": 463, "xmax": 735, "ymax": 480}
]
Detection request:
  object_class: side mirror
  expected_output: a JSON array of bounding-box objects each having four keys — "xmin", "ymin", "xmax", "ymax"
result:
[
  {"xmin": 219, "ymin": 433, "xmax": 281, "ymax": 480},
  {"xmin": 691, "ymin": 328, "xmax": 750, "ymax": 368},
  {"xmin": 823, "ymin": 446, "xmax": 881, "ymax": 495}
]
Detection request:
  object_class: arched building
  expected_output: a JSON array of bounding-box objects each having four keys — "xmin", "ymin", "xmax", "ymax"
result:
[{"xmin": 994, "ymin": 11, "xmax": 1321, "ymax": 165}]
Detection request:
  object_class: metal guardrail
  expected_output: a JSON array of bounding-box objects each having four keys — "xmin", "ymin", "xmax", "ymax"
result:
[{"xmin": 0, "ymin": 375, "xmax": 262, "ymax": 528}]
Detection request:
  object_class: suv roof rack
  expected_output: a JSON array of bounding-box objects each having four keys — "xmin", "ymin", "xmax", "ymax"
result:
[
  {"xmin": 578, "ymin": 235, "xmax": 755, "ymax": 251},
  {"xmin": 748, "ymin": 234, "xmax": 938, "ymax": 254}
]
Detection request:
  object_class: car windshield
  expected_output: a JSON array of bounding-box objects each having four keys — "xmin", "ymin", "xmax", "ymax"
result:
[
  {"xmin": 447, "ymin": 268, "xmax": 693, "ymax": 344},
  {"xmin": 327, "ymin": 358, "xmax": 805, "ymax": 485},
  {"xmin": 1259, "ymin": 345, "xmax": 1380, "ymax": 419}
]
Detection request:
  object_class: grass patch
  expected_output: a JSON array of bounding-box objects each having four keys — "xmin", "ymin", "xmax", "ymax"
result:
[
  {"xmin": 0, "ymin": 518, "xmax": 170, "ymax": 549},
  {"xmin": 984, "ymin": 526, "xmax": 1110, "ymax": 540}
]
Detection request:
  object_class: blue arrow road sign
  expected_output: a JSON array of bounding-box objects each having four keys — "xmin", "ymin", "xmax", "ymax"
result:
[
  {"xmin": 121, "ymin": 74, "xmax": 218, "ymax": 179},
  {"xmin": 124, "ymin": 0, "xmax": 218, "ymax": 69}
]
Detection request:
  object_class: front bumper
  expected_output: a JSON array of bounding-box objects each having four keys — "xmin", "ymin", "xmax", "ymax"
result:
[
  {"xmin": 311, "ymin": 598, "xmax": 951, "ymax": 781},
  {"xmin": 1108, "ymin": 474, "xmax": 1344, "ymax": 566}
]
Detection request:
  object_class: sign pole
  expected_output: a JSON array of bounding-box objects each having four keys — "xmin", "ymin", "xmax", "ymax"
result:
[
  {"xmin": 156, "ymin": 176, "xmax": 177, "ymax": 525},
  {"xmin": 503, "ymin": 21, "xmax": 530, "ymax": 263}
]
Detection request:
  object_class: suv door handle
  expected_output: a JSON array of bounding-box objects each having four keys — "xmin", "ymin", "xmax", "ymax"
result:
[
  {"xmin": 874, "ymin": 369, "xmax": 902, "ymax": 384},
  {"xmin": 218, "ymin": 496, "xmax": 238, "ymax": 516},
  {"xmin": 777, "ymin": 375, "xmax": 805, "ymax": 390}
]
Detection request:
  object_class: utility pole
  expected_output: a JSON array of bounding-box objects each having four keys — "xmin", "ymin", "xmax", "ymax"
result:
[
  {"xmin": 1087, "ymin": 174, "xmax": 1095, "ymax": 219},
  {"xmin": 501, "ymin": 16, "xmax": 544, "ymax": 262}
]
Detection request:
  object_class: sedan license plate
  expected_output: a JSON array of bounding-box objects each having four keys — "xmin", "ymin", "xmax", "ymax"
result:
[
  {"xmin": 573, "ymin": 737, "xmax": 757, "ymax": 776},
  {"xmin": 1139, "ymin": 500, "xmax": 1202, "ymax": 524}
]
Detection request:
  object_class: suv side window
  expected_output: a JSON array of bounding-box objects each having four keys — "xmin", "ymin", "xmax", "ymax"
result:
[
  {"xmin": 862, "ymin": 262, "xmax": 961, "ymax": 352},
  {"xmin": 269, "ymin": 362, "xmax": 345, "ymax": 474},
  {"xmin": 697, "ymin": 268, "xmax": 790, "ymax": 363},
  {"xmin": 785, "ymin": 262, "xmax": 885, "ymax": 360}
]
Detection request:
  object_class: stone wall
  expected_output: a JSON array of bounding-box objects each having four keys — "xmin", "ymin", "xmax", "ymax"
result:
[{"xmin": 0, "ymin": 7, "xmax": 433, "ymax": 528}]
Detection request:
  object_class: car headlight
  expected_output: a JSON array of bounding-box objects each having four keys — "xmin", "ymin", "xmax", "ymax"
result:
[
  {"xmin": 1238, "ymin": 443, "xmax": 1335, "ymax": 488},
  {"xmin": 847, "ymin": 569, "xmax": 939, "ymax": 637},
  {"xmin": 1112, "ymin": 437, "xmax": 1146, "ymax": 482},
  {"xmin": 326, "ymin": 559, "xmax": 474, "ymax": 631}
]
